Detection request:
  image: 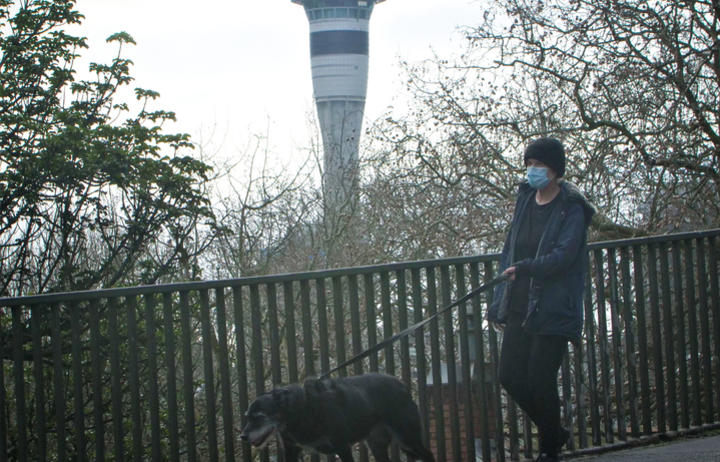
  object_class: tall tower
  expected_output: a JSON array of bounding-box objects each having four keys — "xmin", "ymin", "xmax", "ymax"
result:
[{"xmin": 292, "ymin": 0, "xmax": 385, "ymax": 224}]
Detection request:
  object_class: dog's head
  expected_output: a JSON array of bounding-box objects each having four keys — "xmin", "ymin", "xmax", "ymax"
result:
[
  {"xmin": 240, "ymin": 393, "xmax": 281, "ymax": 448},
  {"xmin": 240, "ymin": 387, "xmax": 301, "ymax": 448}
]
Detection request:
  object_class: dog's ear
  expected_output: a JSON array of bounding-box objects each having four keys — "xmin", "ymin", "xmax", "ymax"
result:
[
  {"xmin": 271, "ymin": 388, "xmax": 290, "ymax": 407},
  {"xmin": 272, "ymin": 386, "xmax": 304, "ymax": 414}
]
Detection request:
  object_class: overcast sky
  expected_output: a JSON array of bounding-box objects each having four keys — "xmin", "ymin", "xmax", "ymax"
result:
[{"xmin": 73, "ymin": 0, "xmax": 485, "ymax": 164}]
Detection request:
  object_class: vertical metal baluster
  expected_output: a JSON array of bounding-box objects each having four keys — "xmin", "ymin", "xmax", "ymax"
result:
[
  {"xmin": 163, "ymin": 293, "xmax": 180, "ymax": 462},
  {"xmin": 348, "ymin": 275, "xmax": 364, "ymax": 376},
  {"xmin": 107, "ymin": 298, "xmax": 123, "ymax": 461},
  {"xmin": 89, "ymin": 300, "xmax": 104, "ymax": 462},
  {"xmin": 380, "ymin": 271, "xmax": 395, "ymax": 376},
  {"xmin": 440, "ymin": 265, "xmax": 461, "ymax": 462},
  {"xmin": 70, "ymin": 301, "xmax": 87, "ymax": 462},
  {"xmin": 266, "ymin": 284, "xmax": 282, "ymax": 385},
  {"xmin": 648, "ymin": 243, "xmax": 667, "ymax": 432},
  {"xmin": 12, "ymin": 306, "xmax": 28, "ymax": 462},
  {"xmin": 51, "ymin": 303, "xmax": 67, "ymax": 462},
  {"xmin": 249, "ymin": 284, "xmax": 269, "ymax": 462},
  {"xmin": 426, "ymin": 266, "xmax": 445, "ymax": 462},
  {"xmin": 233, "ymin": 287, "xmax": 252, "ymax": 462},
  {"xmin": 32, "ymin": 305, "xmax": 47, "ymax": 461},
  {"xmin": 180, "ymin": 291, "xmax": 198, "ymax": 462},
  {"xmin": 695, "ymin": 238, "xmax": 714, "ymax": 423},
  {"xmin": 316, "ymin": 278, "xmax": 330, "ymax": 376},
  {"xmin": 484, "ymin": 261, "xmax": 505, "ymax": 462},
  {"xmin": 200, "ymin": 290, "xmax": 219, "ymax": 462},
  {"xmin": 0, "ymin": 307, "xmax": 7, "ymax": 462},
  {"xmin": 283, "ymin": 282, "xmax": 299, "ymax": 383},
  {"xmin": 683, "ymin": 240, "xmax": 702, "ymax": 426},
  {"xmin": 397, "ymin": 270, "xmax": 412, "ymax": 389},
  {"xmin": 708, "ymin": 237, "xmax": 720, "ymax": 423},
  {"xmin": 126, "ymin": 296, "xmax": 143, "ymax": 462},
  {"xmin": 300, "ymin": 280, "xmax": 315, "ymax": 377},
  {"xmin": 348, "ymin": 275, "xmax": 368, "ymax": 462},
  {"xmin": 469, "ymin": 262, "xmax": 492, "ymax": 462},
  {"xmin": 607, "ymin": 248, "xmax": 626, "ymax": 440},
  {"xmin": 380, "ymin": 271, "xmax": 399, "ymax": 462},
  {"xmin": 364, "ymin": 274, "xmax": 379, "ymax": 372},
  {"xmin": 583, "ymin": 255, "xmax": 601, "ymax": 446},
  {"xmin": 455, "ymin": 264, "xmax": 476, "ymax": 462},
  {"xmin": 333, "ymin": 277, "xmax": 346, "ymax": 377},
  {"xmin": 659, "ymin": 243, "xmax": 678, "ymax": 431},
  {"xmin": 216, "ymin": 288, "xmax": 236, "ymax": 462},
  {"xmin": 145, "ymin": 294, "xmax": 162, "ymax": 461},
  {"xmin": 632, "ymin": 245, "xmax": 652, "ymax": 435},
  {"xmin": 619, "ymin": 247, "xmax": 639, "ymax": 437},
  {"xmin": 411, "ymin": 268, "xmax": 430, "ymax": 446},
  {"xmin": 593, "ymin": 249, "xmax": 614, "ymax": 443}
]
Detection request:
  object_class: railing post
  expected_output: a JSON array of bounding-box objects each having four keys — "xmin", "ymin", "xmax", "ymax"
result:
[
  {"xmin": 455, "ymin": 263, "xmax": 477, "ymax": 462},
  {"xmin": 619, "ymin": 246, "xmax": 639, "ymax": 437},
  {"xmin": 660, "ymin": 242, "xmax": 678, "ymax": 431},
  {"xmin": 485, "ymin": 261, "xmax": 505, "ymax": 462},
  {"xmin": 632, "ymin": 244, "xmax": 652, "ymax": 435},
  {"xmin": 0, "ymin": 308, "xmax": 7, "ymax": 462},
  {"xmin": 180, "ymin": 291, "xmax": 198, "ymax": 462},
  {"xmin": 162, "ymin": 292, "xmax": 181, "ymax": 462},
  {"xmin": 469, "ymin": 262, "xmax": 492, "ymax": 462},
  {"xmin": 695, "ymin": 237, "xmax": 715, "ymax": 423},
  {"xmin": 200, "ymin": 289, "xmax": 219, "ymax": 462},
  {"xmin": 12, "ymin": 306, "xmax": 28, "ymax": 462},
  {"xmin": 593, "ymin": 249, "xmax": 614, "ymax": 443},
  {"xmin": 233, "ymin": 286, "xmax": 252, "ymax": 462},
  {"xmin": 89, "ymin": 300, "xmax": 104, "ymax": 462},
  {"xmin": 607, "ymin": 248, "xmax": 627, "ymax": 441},
  {"xmin": 108, "ymin": 298, "xmax": 123, "ymax": 462},
  {"xmin": 51, "ymin": 303, "xmax": 67, "ymax": 462},
  {"xmin": 709, "ymin": 236, "xmax": 720, "ymax": 424},
  {"xmin": 426, "ymin": 266, "xmax": 445, "ymax": 462},
  {"xmin": 683, "ymin": 239, "xmax": 702, "ymax": 426},
  {"xmin": 411, "ymin": 268, "xmax": 430, "ymax": 446},
  {"xmin": 144, "ymin": 294, "xmax": 162, "ymax": 462},
  {"xmin": 31, "ymin": 305, "xmax": 47, "ymax": 461},
  {"xmin": 215, "ymin": 288, "xmax": 236, "ymax": 462},
  {"xmin": 266, "ymin": 283, "xmax": 283, "ymax": 385}
]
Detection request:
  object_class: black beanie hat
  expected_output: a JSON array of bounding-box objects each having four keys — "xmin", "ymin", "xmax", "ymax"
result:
[{"xmin": 523, "ymin": 137, "xmax": 565, "ymax": 178}]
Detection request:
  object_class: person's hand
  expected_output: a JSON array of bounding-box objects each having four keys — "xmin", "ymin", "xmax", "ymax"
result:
[
  {"xmin": 502, "ymin": 266, "xmax": 517, "ymax": 281},
  {"xmin": 492, "ymin": 321, "xmax": 504, "ymax": 332}
]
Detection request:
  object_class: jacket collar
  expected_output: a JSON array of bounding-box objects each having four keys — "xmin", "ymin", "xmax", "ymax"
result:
[{"xmin": 518, "ymin": 180, "xmax": 597, "ymax": 225}]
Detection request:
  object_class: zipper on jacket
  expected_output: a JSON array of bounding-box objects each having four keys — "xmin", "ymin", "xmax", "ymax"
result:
[{"xmin": 522, "ymin": 203, "xmax": 567, "ymax": 327}]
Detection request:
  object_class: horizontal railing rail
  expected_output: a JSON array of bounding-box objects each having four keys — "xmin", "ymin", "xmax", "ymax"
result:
[{"xmin": 0, "ymin": 228, "xmax": 719, "ymax": 462}]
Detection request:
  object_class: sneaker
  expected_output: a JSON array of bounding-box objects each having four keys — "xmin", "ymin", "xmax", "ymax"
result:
[{"xmin": 535, "ymin": 453, "xmax": 560, "ymax": 462}]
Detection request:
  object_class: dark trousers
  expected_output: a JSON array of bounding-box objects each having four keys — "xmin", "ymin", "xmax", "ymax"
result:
[{"xmin": 498, "ymin": 312, "xmax": 568, "ymax": 455}]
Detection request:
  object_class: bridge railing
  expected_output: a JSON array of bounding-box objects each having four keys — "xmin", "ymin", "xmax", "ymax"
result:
[{"xmin": 1, "ymin": 229, "xmax": 719, "ymax": 462}]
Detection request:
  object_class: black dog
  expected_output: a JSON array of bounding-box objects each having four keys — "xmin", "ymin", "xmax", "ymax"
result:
[{"xmin": 240, "ymin": 373, "xmax": 435, "ymax": 462}]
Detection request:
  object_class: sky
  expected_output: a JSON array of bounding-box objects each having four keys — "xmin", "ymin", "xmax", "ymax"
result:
[{"xmin": 73, "ymin": 0, "xmax": 485, "ymax": 167}]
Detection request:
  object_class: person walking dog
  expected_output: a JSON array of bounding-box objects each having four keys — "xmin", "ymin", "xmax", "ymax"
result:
[{"xmin": 486, "ymin": 138, "xmax": 596, "ymax": 462}]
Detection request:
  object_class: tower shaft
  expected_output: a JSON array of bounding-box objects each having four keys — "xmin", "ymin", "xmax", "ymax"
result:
[{"xmin": 294, "ymin": 0, "xmax": 384, "ymax": 223}]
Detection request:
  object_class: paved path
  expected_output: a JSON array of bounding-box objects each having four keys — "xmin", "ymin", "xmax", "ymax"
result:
[{"xmin": 573, "ymin": 434, "xmax": 720, "ymax": 462}]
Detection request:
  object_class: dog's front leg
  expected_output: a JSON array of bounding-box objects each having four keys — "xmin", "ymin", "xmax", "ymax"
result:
[
  {"xmin": 281, "ymin": 440, "xmax": 301, "ymax": 462},
  {"xmin": 335, "ymin": 445, "xmax": 354, "ymax": 462}
]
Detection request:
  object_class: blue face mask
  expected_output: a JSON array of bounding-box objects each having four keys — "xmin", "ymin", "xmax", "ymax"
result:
[{"xmin": 526, "ymin": 166, "xmax": 551, "ymax": 190}]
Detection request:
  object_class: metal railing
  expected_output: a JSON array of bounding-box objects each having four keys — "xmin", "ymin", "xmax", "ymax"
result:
[{"xmin": 1, "ymin": 229, "xmax": 719, "ymax": 461}]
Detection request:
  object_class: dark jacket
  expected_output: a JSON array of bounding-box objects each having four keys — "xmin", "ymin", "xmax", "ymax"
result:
[{"xmin": 486, "ymin": 181, "xmax": 597, "ymax": 341}]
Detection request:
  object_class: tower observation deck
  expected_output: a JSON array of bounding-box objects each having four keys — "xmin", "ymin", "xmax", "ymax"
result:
[{"xmin": 292, "ymin": 0, "xmax": 386, "ymax": 226}]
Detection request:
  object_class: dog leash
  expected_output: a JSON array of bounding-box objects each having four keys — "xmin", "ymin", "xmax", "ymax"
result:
[{"xmin": 319, "ymin": 273, "xmax": 509, "ymax": 379}]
